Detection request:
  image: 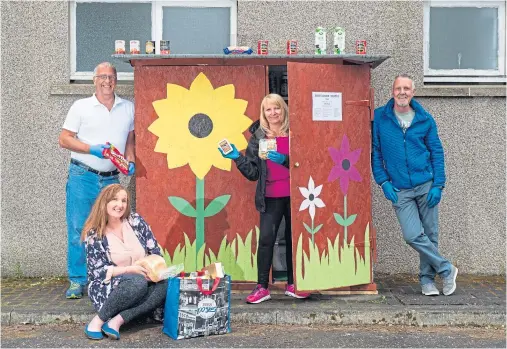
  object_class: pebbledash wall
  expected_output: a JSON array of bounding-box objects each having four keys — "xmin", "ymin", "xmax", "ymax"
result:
[{"xmin": 1, "ymin": 1, "xmax": 505, "ymax": 277}]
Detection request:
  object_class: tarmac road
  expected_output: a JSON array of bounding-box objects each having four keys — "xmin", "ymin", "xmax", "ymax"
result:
[{"xmin": 1, "ymin": 323, "xmax": 505, "ymax": 348}]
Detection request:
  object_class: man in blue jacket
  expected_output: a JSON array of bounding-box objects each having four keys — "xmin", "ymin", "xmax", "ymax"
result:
[{"xmin": 372, "ymin": 74, "xmax": 458, "ymax": 296}]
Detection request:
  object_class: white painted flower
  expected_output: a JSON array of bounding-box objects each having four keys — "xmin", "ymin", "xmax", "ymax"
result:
[{"xmin": 299, "ymin": 176, "xmax": 325, "ymax": 220}]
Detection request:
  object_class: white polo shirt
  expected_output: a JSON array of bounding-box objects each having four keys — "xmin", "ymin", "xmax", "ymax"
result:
[{"xmin": 63, "ymin": 94, "xmax": 134, "ymax": 172}]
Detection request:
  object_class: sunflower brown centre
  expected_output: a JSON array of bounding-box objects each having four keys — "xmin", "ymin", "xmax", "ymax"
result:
[
  {"xmin": 342, "ymin": 159, "xmax": 350, "ymax": 170},
  {"xmin": 188, "ymin": 113, "xmax": 213, "ymax": 138}
]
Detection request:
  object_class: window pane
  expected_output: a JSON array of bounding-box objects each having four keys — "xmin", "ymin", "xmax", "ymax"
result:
[
  {"xmin": 162, "ymin": 7, "xmax": 230, "ymax": 54},
  {"xmin": 76, "ymin": 3, "xmax": 151, "ymax": 73},
  {"xmin": 429, "ymin": 7, "xmax": 498, "ymax": 70}
]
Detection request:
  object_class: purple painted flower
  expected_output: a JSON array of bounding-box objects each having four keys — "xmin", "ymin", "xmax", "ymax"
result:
[{"xmin": 328, "ymin": 135, "xmax": 362, "ymax": 195}]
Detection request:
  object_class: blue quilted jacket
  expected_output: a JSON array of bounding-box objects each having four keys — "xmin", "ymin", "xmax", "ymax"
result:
[{"xmin": 371, "ymin": 98, "xmax": 446, "ymax": 190}]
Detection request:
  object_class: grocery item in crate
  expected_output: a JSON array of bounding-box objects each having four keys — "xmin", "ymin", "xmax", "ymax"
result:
[
  {"xmin": 259, "ymin": 138, "xmax": 277, "ymax": 160},
  {"xmin": 223, "ymin": 46, "xmax": 253, "ymax": 55},
  {"xmin": 102, "ymin": 142, "xmax": 129, "ymax": 175}
]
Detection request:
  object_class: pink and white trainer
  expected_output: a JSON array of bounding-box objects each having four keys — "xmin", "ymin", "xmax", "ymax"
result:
[
  {"xmin": 245, "ymin": 284, "xmax": 271, "ymax": 304},
  {"xmin": 285, "ymin": 284, "xmax": 311, "ymax": 299}
]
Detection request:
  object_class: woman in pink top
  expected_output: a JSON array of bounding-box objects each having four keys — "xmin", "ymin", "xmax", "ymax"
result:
[
  {"xmin": 82, "ymin": 184, "xmax": 167, "ymax": 340},
  {"xmin": 219, "ymin": 93, "xmax": 310, "ymax": 304}
]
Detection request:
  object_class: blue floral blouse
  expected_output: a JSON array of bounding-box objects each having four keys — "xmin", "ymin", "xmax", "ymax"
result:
[{"xmin": 84, "ymin": 212, "xmax": 162, "ymax": 311}]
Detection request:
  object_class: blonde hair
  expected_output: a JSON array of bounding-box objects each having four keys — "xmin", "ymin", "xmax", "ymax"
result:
[
  {"xmin": 81, "ymin": 184, "xmax": 131, "ymax": 241},
  {"xmin": 259, "ymin": 94, "xmax": 289, "ymax": 137}
]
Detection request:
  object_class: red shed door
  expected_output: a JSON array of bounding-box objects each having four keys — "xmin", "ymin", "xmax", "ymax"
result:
[{"xmin": 288, "ymin": 62, "xmax": 373, "ymax": 292}]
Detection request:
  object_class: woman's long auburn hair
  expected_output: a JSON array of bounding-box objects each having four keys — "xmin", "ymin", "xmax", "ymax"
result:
[
  {"xmin": 81, "ymin": 184, "xmax": 131, "ymax": 241},
  {"xmin": 259, "ymin": 93, "xmax": 289, "ymax": 137}
]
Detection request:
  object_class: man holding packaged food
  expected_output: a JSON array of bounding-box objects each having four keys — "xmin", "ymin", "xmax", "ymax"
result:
[
  {"xmin": 58, "ymin": 62, "xmax": 135, "ymax": 299},
  {"xmin": 371, "ymin": 74, "xmax": 458, "ymax": 297}
]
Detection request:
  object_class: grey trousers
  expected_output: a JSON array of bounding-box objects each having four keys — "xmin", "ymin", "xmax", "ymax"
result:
[
  {"xmin": 392, "ymin": 181, "xmax": 451, "ymax": 285},
  {"xmin": 98, "ymin": 274, "xmax": 167, "ymax": 324}
]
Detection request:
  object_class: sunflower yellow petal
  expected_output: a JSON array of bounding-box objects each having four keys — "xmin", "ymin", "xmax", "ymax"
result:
[
  {"xmin": 227, "ymin": 133, "xmax": 248, "ymax": 151},
  {"xmin": 214, "ymin": 84, "xmax": 235, "ymax": 100},
  {"xmin": 166, "ymin": 83, "xmax": 189, "ymax": 100},
  {"xmin": 188, "ymin": 72, "xmax": 214, "ymax": 105},
  {"xmin": 166, "ymin": 149, "xmax": 189, "ymax": 169},
  {"xmin": 189, "ymin": 158, "xmax": 212, "ymax": 180}
]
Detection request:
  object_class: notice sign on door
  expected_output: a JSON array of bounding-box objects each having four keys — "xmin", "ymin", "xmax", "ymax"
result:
[{"xmin": 312, "ymin": 92, "xmax": 342, "ymax": 121}]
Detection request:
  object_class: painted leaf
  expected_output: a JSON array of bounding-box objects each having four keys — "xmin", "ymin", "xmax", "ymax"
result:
[
  {"xmin": 204, "ymin": 195, "xmax": 231, "ymax": 217},
  {"xmin": 303, "ymin": 222, "xmax": 313, "ymax": 234},
  {"xmin": 168, "ymin": 196, "xmax": 197, "ymax": 217},
  {"xmin": 334, "ymin": 213, "xmax": 346, "ymax": 226},
  {"xmin": 344, "ymin": 214, "xmax": 357, "ymax": 227},
  {"xmin": 313, "ymin": 224, "xmax": 323, "ymax": 234}
]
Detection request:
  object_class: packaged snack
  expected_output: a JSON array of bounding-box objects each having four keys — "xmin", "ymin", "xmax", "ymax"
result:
[
  {"xmin": 356, "ymin": 40, "xmax": 367, "ymax": 54},
  {"xmin": 135, "ymin": 256, "xmax": 184, "ymax": 282},
  {"xmin": 201, "ymin": 262, "xmax": 225, "ymax": 278},
  {"xmin": 102, "ymin": 142, "xmax": 129, "ymax": 175},
  {"xmin": 259, "ymin": 138, "xmax": 277, "ymax": 160},
  {"xmin": 257, "ymin": 40, "xmax": 269, "ymax": 55},
  {"xmin": 287, "ymin": 40, "xmax": 298, "ymax": 55},
  {"xmin": 218, "ymin": 139, "xmax": 233, "ymax": 155},
  {"xmin": 223, "ymin": 46, "xmax": 253, "ymax": 55}
]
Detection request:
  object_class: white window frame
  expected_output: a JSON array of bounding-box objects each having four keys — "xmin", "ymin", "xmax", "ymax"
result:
[
  {"xmin": 70, "ymin": 0, "xmax": 237, "ymax": 81},
  {"xmin": 423, "ymin": 0, "xmax": 506, "ymax": 83}
]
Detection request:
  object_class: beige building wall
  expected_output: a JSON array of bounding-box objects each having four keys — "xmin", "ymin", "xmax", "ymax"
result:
[{"xmin": 1, "ymin": 1, "xmax": 505, "ymax": 277}]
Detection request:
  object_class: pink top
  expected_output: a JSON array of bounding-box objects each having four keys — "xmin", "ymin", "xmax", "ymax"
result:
[
  {"xmin": 104, "ymin": 220, "xmax": 146, "ymax": 282},
  {"xmin": 265, "ymin": 136, "xmax": 290, "ymax": 198}
]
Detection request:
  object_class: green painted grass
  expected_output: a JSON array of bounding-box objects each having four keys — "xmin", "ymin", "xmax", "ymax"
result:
[
  {"xmin": 295, "ymin": 223, "xmax": 371, "ymax": 291},
  {"xmin": 161, "ymin": 226, "xmax": 259, "ymax": 281}
]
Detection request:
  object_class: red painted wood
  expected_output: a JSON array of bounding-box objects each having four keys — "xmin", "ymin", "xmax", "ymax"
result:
[
  {"xmin": 134, "ymin": 65, "xmax": 266, "ymax": 277},
  {"xmin": 288, "ymin": 62, "xmax": 373, "ymax": 290}
]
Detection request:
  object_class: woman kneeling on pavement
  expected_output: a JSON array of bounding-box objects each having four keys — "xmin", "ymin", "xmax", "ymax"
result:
[
  {"xmin": 82, "ymin": 183, "xmax": 167, "ymax": 340},
  {"xmin": 219, "ymin": 93, "xmax": 310, "ymax": 304}
]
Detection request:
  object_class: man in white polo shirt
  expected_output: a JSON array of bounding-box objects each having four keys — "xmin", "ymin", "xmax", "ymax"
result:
[{"xmin": 58, "ymin": 62, "xmax": 135, "ymax": 299}]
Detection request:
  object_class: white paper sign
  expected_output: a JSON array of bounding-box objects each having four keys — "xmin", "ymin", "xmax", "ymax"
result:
[{"xmin": 312, "ymin": 92, "xmax": 342, "ymax": 121}]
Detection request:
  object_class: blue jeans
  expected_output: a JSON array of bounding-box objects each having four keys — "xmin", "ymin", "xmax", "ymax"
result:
[
  {"xmin": 66, "ymin": 163, "xmax": 119, "ymax": 285},
  {"xmin": 392, "ymin": 181, "xmax": 451, "ymax": 286}
]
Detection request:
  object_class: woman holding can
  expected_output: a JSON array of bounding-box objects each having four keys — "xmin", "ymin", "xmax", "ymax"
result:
[{"xmin": 218, "ymin": 93, "xmax": 310, "ymax": 304}]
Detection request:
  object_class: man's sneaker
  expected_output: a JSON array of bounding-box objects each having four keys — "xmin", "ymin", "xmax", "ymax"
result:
[
  {"xmin": 285, "ymin": 284, "xmax": 311, "ymax": 299},
  {"xmin": 442, "ymin": 265, "xmax": 458, "ymax": 296},
  {"xmin": 245, "ymin": 284, "xmax": 271, "ymax": 304},
  {"xmin": 421, "ymin": 283, "xmax": 440, "ymax": 296},
  {"xmin": 66, "ymin": 281, "xmax": 84, "ymax": 299}
]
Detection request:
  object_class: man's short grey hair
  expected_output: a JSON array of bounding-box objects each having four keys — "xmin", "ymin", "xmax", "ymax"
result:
[
  {"xmin": 393, "ymin": 74, "xmax": 415, "ymax": 89},
  {"xmin": 93, "ymin": 62, "xmax": 117, "ymax": 77}
]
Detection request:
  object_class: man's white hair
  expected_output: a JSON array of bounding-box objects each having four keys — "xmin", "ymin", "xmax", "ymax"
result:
[
  {"xmin": 393, "ymin": 74, "xmax": 415, "ymax": 89},
  {"xmin": 93, "ymin": 62, "xmax": 117, "ymax": 77}
]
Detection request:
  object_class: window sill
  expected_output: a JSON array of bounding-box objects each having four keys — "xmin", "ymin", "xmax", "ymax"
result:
[
  {"xmin": 417, "ymin": 86, "xmax": 506, "ymax": 97},
  {"xmin": 50, "ymin": 84, "xmax": 134, "ymax": 96}
]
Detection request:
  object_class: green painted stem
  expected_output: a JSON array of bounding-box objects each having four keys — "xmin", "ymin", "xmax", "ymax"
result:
[
  {"xmin": 196, "ymin": 176, "xmax": 205, "ymax": 266},
  {"xmin": 311, "ymin": 218, "xmax": 315, "ymax": 247},
  {"xmin": 344, "ymin": 195, "xmax": 348, "ymax": 246}
]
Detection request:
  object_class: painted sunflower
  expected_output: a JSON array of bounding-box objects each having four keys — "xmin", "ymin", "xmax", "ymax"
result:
[{"xmin": 148, "ymin": 72, "xmax": 252, "ymax": 179}]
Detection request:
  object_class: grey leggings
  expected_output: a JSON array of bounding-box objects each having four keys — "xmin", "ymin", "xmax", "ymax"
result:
[{"xmin": 98, "ymin": 274, "xmax": 168, "ymax": 324}]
